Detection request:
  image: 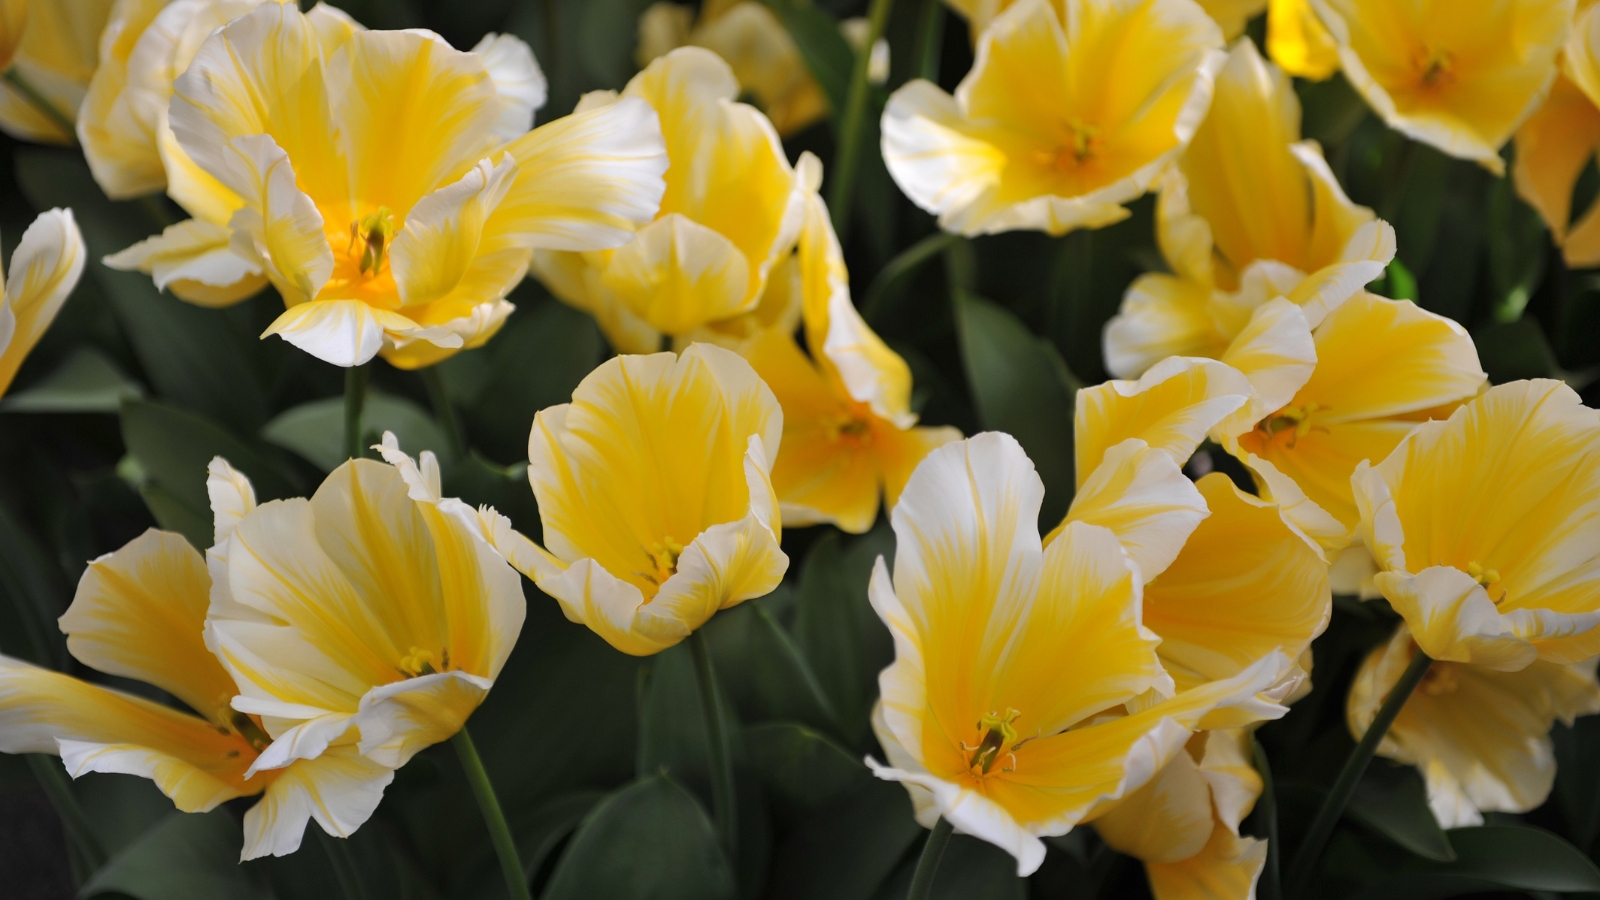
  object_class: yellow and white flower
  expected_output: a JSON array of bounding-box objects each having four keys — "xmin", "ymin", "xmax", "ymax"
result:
[
  {"xmin": 0, "ymin": 0, "xmax": 114, "ymax": 143},
  {"xmin": 1, "ymin": 208, "xmax": 87, "ymax": 397},
  {"xmin": 1515, "ymin": 3, "xmax": 1600, "ymax": 268},
  {"xmin": 131, "ymin": 1, "xmax": 663, "ymax": 368},
  {"xmin": 882, "ymin": 0, "xmax": 1226, "ymax": 236}
]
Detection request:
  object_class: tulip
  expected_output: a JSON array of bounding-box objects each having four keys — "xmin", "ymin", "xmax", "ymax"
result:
[
  {"xmin": 530, "ymin": 46, "xmax": 807, "ymax": 347},
  {"xmin": 1349, "ymin": 625, "xmax": 1600, "ymax": 827},
  {"xmin": 637, "ymin": 0, "xmax": 827, "ymax": 137},
  {"xmin": 740, "ymin": 180, "xmax": 961, "ymax": 534},
  {"xmin": 0, "ymin": 0, "xmax": 111, "ymax": 143},
  {"xmin": 1515, "ymin": 4, "xmax": 1600, "ymax": 268},
  {"xmin": 1309, "ymin": 0, "xmax": 1573, "ymax": 173},
  {"xmin": 1103, "ymin": 39, "xmax": 1395, "ymax": 383},
  {"xmin": 943, "ymin": 0, "xmax": 1267, "ymax": 41},
  {"xmin": 882, "ymin": 0, "xmax": 1226, "ymax": 236},
  {"xmin": 1, "ymin": 208, "xmax": 86, "ymax": 397},
  {"xmin": 148, "ymin": 1, "xmax": 665, "ymax": 368},
  {"xmin": 0, "ymin": 527, "xmax": 396, "ymax": 860},
  {"xmin": 1267, "ymin": 0, "xmax": 1339, "ymax": 80},
  {"xmin": 868, "ymin": 431, "xmax": 1293, "ymax": 876},
  {"xmin": 1353, "ymin": 379, "xmax": 1600, "ymax": 670}
]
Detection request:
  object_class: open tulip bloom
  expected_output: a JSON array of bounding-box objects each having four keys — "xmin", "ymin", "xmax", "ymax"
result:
[
  {"xmin": 106, "ymin": 0, "xmax": 667, "ymax": 369},
  {"xmin": 0, "ymin": 0, "xmax": 111, "ymax": 143},
  {"xmin": 1, "ymin": 207, "xmax": 87, "ymax": 398}
]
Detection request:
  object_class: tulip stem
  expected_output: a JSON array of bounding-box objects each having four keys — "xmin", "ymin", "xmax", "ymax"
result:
[
  {"xmin": 907, "ymin": 817, "xmax": 955, "ymax": 900},
  {"xmin": 315, "ymin": 829, "xmax": 370, "ymax": 900},
  {"xmin": 1251, "ymin": 734, "xmax": 1281, "ymax": 900},
  {"xmin": 2, "ymin": 69, "xmax": 76, "ymax": 142},
  {"xmin": 28, "ymin": 755, "xmax": 106, "ymax": 882},
  {"xmin": 689, "ymin": 629, "xmax": 738, "ymax": 864},
  {"xmin": 1287, "ymin": 648, "xmax": 1432, "ymax": 897},
  {"xmin": 452, "ymin": 726, "xmax": 532, "ymax": 900},
  {"xmin": 827, "ymin": 0, "xmax": 895, "ymax": 242},
  {"xmin": 343, "ymin": 363, "xmax": 370, "ymax": 461},
  {"xmin": 421, "ymin": 367, "xmax": 465, "ymax": 458},
  {"xmin": 913, "ymin": 0, "xmax": 946, "ymax": 83}
]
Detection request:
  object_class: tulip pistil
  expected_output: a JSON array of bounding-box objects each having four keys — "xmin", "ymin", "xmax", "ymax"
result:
[
  {"xmin": 228, "ymin": 712, "xmax": 272, "ymax": 752},
  {"xmin": 348, "ymin": 207, "xmax": 396, "ymax": 276},
  {"xmin": 964, "ymin": 708, "xmax": 1022, "ymax": 775},
  {"xmin": 1415, "ymin": 47, "xmax": 1455, "ymax": 88},
  {"xmin": 400, "ymin": 646, "xmax": 450, "ymax": 677},
  {"xmin": 1260, "ymin": 401, "xmax": 1328, "ymax": 445},
  {"xmin": 642, "ymin": 538, "xmax": 686, "ymax": 586},
  {"xmin": 1465, "ymin": 561, "xmax": 1506, "ymax": 603}
]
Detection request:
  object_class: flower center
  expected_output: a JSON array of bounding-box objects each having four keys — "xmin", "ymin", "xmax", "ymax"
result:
[
  {"xmin": 1257, "ymin": 401, "xmax": 1328, "ymax": 445},
  {"xmin": 1464, "ymin": 561, "xmax": 1507, "ymax": 604},
  {"xmin": 1419, "ymin": 664, "xmax": 1459, "ymax": 696},
  {"xmin": 962, "ymin": 708, "xmax": 1027, "ymax": 776},
  {"xmin": 348, "ymin": 207, "xmax": 396, "ymax": 277},
  {"xmin": 642, "ymin": 537, "xmax": 685, "ymax": 586},
  {"xmin": 1038, "ymin": 122, "xmax": 1103, "ymax": 172},
  {"xmin": 213, "ymin": 702, "xmax": 271, "ymax": 754},
  {"xmin": 1415, "ymin": 47, "xmax": 1455, "ymax": 87},
  {"xmin": 399, "ymin": 646, "xmax": 450, "ymax": 677}
]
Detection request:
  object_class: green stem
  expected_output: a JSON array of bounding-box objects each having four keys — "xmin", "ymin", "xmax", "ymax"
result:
[
  {"xmin": 1286, "ymin": 649, "xmax": 1432, "ymax": 897},
  {"xmin": 689, "ymin": 629, "xmax": 737, "ymax": 864},
  {"xmin": 343, "ymin": 363, "xmax": 370, "ymax": 461},
  {"xmin": 28, "ymin": 755, "xmax": 106, "ymax": 882},
  {"xmin": 420, "ymin": 366, "xmax": 465, "ymax": 459},
  {"xmin": 912, "ymin": 0, "xmax": 946, "ymax": 83},
  {"xmin": 861, "ymin": 231, "xmax": 959, "ymax": 325},
  {"xmin": 826, "ymin": 0, "xmax": 895, "ymax": 242},
  {"xmin": 452, "ymin": 727, "xmax": 532, "ymax": 900},
  {"xmin": 906, "ymin": 817, "xmax": 955, "ymax": 900},
  {"xmin": 2, "ymin": 69, "xmax": 75, "ymax": 141},
  {"xmin": 1252, "ymin": 734, "xmax": 1281, "ymax": 900},
  {"xmin": 315, "ymin": 828, "xmax": 370, "ymax": 900}
]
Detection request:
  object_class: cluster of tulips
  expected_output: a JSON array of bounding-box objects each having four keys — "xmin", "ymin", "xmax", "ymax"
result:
[{"xmin": 0, "ymin": 0, "xmax": 1597, "ymax": 898}]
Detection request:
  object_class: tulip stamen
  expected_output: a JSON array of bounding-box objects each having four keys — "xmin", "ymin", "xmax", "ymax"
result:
[
  {"xmin": 1416, "ymin": 47, "xmax": 1455, "ymax": 87},
  {"xmin": 348, "ymin": 207, "xmax": 396, "ymax": 277},
  {"xmin": 399, "ymin": 646, "xmax": 449, "ymax": 677},
  {"xmin": 640, "ymin": 538, "xmax": 686, "ymax": 586},
  {"xmin": 1259, "ymin": 401, "xmax": 1330, "ymax": 446},
  {"xmin": 968, "ymin": 708, "xmax": 1022, "ymax": 775},
  {"xmin": 1044, "ymin": 122, "xmax": 1104, "ymax": 172},
  {"xmin": 1465, "ymin": 561, "xmax": 1507, "ymax": 603}
]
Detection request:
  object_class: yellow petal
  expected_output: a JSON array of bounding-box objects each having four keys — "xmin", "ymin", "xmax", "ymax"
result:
[
  {"xmin": 77, "ymin": 0, "xmax": 169, "ymax": 198},
  {"xmin": 0, "ymin": 208, "xmax": 86, "ymax": 397},
  {"xmin": 638, "ymin": 3, "xmax": 694, "ymax": 67},
  {"xmin": 875, "ymin": 422, "xmax": 965, "ymax": 515},
  {"xmin": 1349, "ymin": 625, "xmax": 1600, "ymax": 827},
  {"xmin": 1143, "ymin": 821, "xmax": 1268, "ymax": 900},
  {"xmin": 0, "ymin": 654, "xmax": 261, "ymax": 812},
  {"xmin": 261, "ymin": 298, "xmax": 419, "ymax": 367},
  {"xmin": 241, "ymin": 745, "xmax": 393, "ymax": 860},
  {"xmin": 1145, "ymin": 473, "xmax": 1330, "ymax": 689},
  {"xmin": 1268, "ymin": 0, "xmax": 1340, "ymax": 80},
  {"xmin": 691, "ymin": 2, "xmax": 827, "ymax": 137},
  {"xmin": 1310, "ymin": 0, "xmax": 1571, "ymax": 174},
  {"xmin": 0, "ymin": 0, "xmax": 25, "ymax": 72},
  {"xmin": 603, "ymin": 212, "xmax": 754, "ymax": 335},
  {"xmin": 60, "ymin": 529, "xmax": 240, "ymax": 726},
  {"xmin": 1058, "ymin": 439, "xmax": 1209, "ymax": 583},
  {"xmin": 390, "ymin": 155, "xmax": 525, "ymax": 310},
  {"xmin": 470, "ymin": 32, "xmax": 546, "ymax": 142},
  {"xmin": 1104, "ymin": 272, "xmax": 1229, "ymax": 381},
  {"xmin": 1199, "ymin": 0, "xmax": 1267, "ymax": 39},
  {"xmin": 1198, "ymin": 729, "xmax": 1262, "ymax": 833},
  {"xmin": 880, "ymin": 79, "xmax": 1010, "ymax": 235},
  {"xmin": 1565, "ymin": 4, "xmax": 1600, "ymax": 108},
  {"xmin": 0, "ymin": 0, "xmax": 113, "ymax": 144},
  {"xmin": 220, "ymin": 134, "xmax": 334, "ymax": 307},
  {"xmin": 1513, "ymin": 75, "xmax": 1600, "ymax": 268},
  {"xmin": 1217, "ymin": 297, "xmax": 1316, "ymax": 428},
  {"xmin": 1095, "ymin": 747, "xmax": 1216, "ymax": 864},
  {"xmin": 103, "ymin": 217, "xmax": 266, "ymax": 308},
  {"xmin": 353, "ymin": 670, "xmax": 492, "ymax": 768}
]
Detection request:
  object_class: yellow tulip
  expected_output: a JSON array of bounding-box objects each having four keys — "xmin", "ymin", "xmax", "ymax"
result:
[
  {"xmin": 1349, "ymin": 625, "xmax": 1600, "ymax": 826},
  {"xmin": 944, "ymin": 0, "xmax": 1265, "ymax": 41},
  {"xmin": 203, "ymin": 439, "xmax": 526, "ymax": 853},
  {"xmin": 882, "ymin": 0, "xmax": 1226, "ymax": 236},
  {"xmin": 637, "ymin": 0, "xmax": 828, "ymax": 137},
  {"xmin": 1267, "ymin": 0, "xmax": 1339, "ymax": 79},
  {"xmin": 1, "ymin": 208, "xmax": 87, "ymax": 397},
  {"xmin": 867, "ymin": 431, "xmax": 1294, "ymax": 875},
  {"xmin": 1308, "ymin": 0, "xmax": 1572, "ymax": 173},
  {"xmin": 1104, "ymin": 39, "xmax": 1394, "ymax": 383},
  {"xmin": 740, "ymin": 181, "xmax": 961, "ymax": 533},
  {"xmin": 154, "ymin": 1, "xmax": 665, "ymax": 368},
  {"xmin": 1353, "ymin": 379, "xmax": 1600, "ymax": 671},
  {"xmin": 0, "ymin": 0, "xmax": 112, "ymax": 144},
  {"xmin": 489, "ymin": 343, "xmax": 787, "ymax": 656},
  {"xmin": 1515, "ymin": 5, "xmax": 1600, "ymax": 268},
  {"xmin": 1094, "ymin": 729, "xmax": 1269, "ymax": 900},
  {"xmin": 0, "ymin": 527, "xmax": 399, "ymax": 860},
  {"xmin": 530, "ymin": 47, "xmax": 807, "ymax": 345}
]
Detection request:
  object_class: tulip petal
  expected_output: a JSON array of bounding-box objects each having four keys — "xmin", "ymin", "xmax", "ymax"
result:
[
  {"xmin": 221, "ymin": 133, "xmax": 334, "ymax": 307},
  {"xmin": 1104, "ymin": 272, "xmax": 1228, "ymax": 381},
  {"xmin": 1217, "ymin": 297, "xmax": 1316, "ymax": 428},
  {"xmin": 880, "ymin": 79, "xmax": 1008, "ymax": 234},
  {"xmin": 241, "ymin": 745, "xmax": 393, "ymax": 860},
  {"xmin": 390, "ymin": 155, "xmax": 523, "ymax": 309},
  {"xmin": 1143, "ymin": 823, "xmax": 1267, "ymax": 900},
  {"xmin": 471, "ymin": 32, "xmax": 546, "ymax": 141},
  {"xmin": 354, "ymin": 670, "xmax": 494, "ymax": 768},
  {"xmin": 1094, "ymin": 748, "xmax": 1214, "ymax": 865},
  {"xmin": 1057, "ymin": 439, "xmax": 1209, "ymax": 584},
  {"xmin": 603, "ymin": 212, "xmax": 754, "ymax": 334},
  {"xmin": 1513, "ymin": 75, "xmax": 1600, "ymax": 268},
  {"xmin": 207, "ymin": 456, "xmax": 258, "ymax": 547},
  {"xmin": 104, "ymin": 217, "xmax": 266, "ymax": 308},
  {"xmin": 0, "ymin": 208, "xmax": 86, "ymax": 397}
]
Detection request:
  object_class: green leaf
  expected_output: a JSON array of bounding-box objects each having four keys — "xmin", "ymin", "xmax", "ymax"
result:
[
  {"xmin": 766, "ymin": 777, "xmax": 923, "ymax": 900},
  {"xmin": 704, "ymin": 599, "xmax": 839, "ymax": 736},
  {"xmin": 1485, "ymin": 173, "xmax": 1548, "ymax": 324},
  {"xmin": 542, "ymin": 775, "xmax": 735, "ymax": 900},
  {"xmin": 451, "ymin": 791, "xmax": 604, "ymax": 899},
  {"xmin": 872, "ymin": 833, "xmax": 1026, "ymax": 900},
  {"xmin": 262, "ymin": 390, "xmax": 454, "ymax": 472},
  {"xmin": 461, "ymin": 298, "xmax": 603, "ymax": 463},
  {"xmin": 791, "ymin": 526, "xmax": 896, "ymax": 749},
  {"xmin": 0, "ymin": 349, "xmax": 143, "ymax": 413},
  {"xmin": 14, "ymin": 148, "xmax": 272, "ymax": 433},
  {"xmin": 1346, "ymin": 763, "xmax": 1455, "ymax": 862},
  {"xmin": 954, "ymin": 292, "xmax": 1077, "ymax": 527},
  {"xmin": 120, "ymin": 398, "xmax": 303, "ymax": 548},
  {"xmin": 1474, "ymin": 317, "xmax": 1559, "ymax": 384},
  {"xmin": 744, "ymin": 722, "xmax": 870, "ymax": 819},
  {"xmin": 0, "ymin": 498, "xmax": 71, "ymax": 668},
  {"xmin": 1350, "ymin": 825, "xmax": 1600, "ymax": 899},
  {"xmin": 79, "ymin": 809, "xmax": 272, "ymax": 900},
  {"xmin": 1554, "ymin": 715, "xmax": 1600, "ymax": 851},
  {"xmin": 758, "ymin": 0, "xmax": 853, "ymax": 115}
]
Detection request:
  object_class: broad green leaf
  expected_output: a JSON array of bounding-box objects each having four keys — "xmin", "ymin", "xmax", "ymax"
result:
[
  {"xmin": 120, "ymin": 398, "xmax": 303, "ymax": 548},
  {"xmin": 1485, "ymin": 173, "xmax": 1548, "ymax": 324},
  {"xmin": 262, "ymin": 390, "xmax": 454, "ymax": 472},
  {"xmin": 1350, "ymin": 825, "xmax": 1600, "ymax": 899},
  {"xmin": 705, "ymin": 598, "xmax": 839, "ymax": 736},
  {"xmin": 0, "ymin": 349, "xmax": 143, "ymax": 413},
  {"xmin": 542, "ymin": 775, "xmax": 735, "ymax": 900},
  {"xmin": 14, "ymin": 149, "xmax": 272, "ymax": 433},
  {"xmin": 79, "ymin": 809, "xmax": 272, "ymax": 900},
  {"xmin": 1554, "ymin": 715, "xmax": 1600, "ymax": 852},
  {"xmin": 0, "ymin": 499, "xmax": 71, "ymax": 668},
  {"xmin": 1474, "ymin": 318, "xmax": 1559, "ymax": 384},
  {"xmin": 767, "ymin": 777, "xmax": 922, "ymax": 900},
  {"xmin": 791, "ymin": 526, "xmax": 896, "ymax": 749},
  {"xmin": 954, "ymin": 292, "xmax": 1076, "ymax": 527},
  {"xmin": 744, "ymin": 722, "xmax": 869, "ymax": 819},
  {"xmin": 1347, "ymin": 763, "xmax": 1455, "ymax": 862},
  {"xmin": 451, "ymin": 791, "xmax": 605, "ymax": 899},
  {"xmin": 872, "ymin": 833, "xmax": 1026, "ymax": 900},
  {"xmin": 461, "ymin": 297, "xmax": 603, "ymax": 464}
]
